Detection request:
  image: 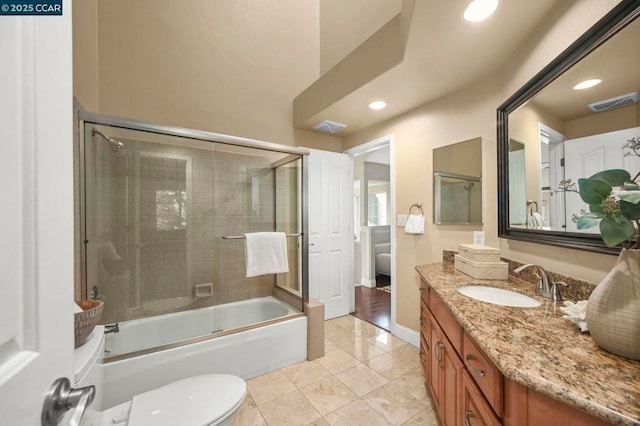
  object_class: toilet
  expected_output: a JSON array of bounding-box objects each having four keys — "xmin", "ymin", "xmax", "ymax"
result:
[{"xmin": 73, "ymin": 326, "xmax": 246, "ymax": 426}]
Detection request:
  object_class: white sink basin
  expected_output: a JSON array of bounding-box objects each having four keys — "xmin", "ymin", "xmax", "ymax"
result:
[{"xmin": 457, "ymin": 285, "xmax": 541, "ymax": 308}]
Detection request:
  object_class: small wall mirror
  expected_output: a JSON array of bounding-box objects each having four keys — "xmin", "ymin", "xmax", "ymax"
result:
[
  {"xmin": 498, "ymin": 2, "xmax": 640, "ymax": 254},
  {"xmin": 433, "ymin": 137, "xmax": 482, "ymax": 224}
]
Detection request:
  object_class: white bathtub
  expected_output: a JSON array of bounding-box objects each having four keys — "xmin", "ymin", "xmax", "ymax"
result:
[
  {"xmin": 100, "ymin": 296, "xmax": 307, "ymax": 409},
  {"xmin": 105, "ymin": 296, "xmax": 298, "ymax": 356}
]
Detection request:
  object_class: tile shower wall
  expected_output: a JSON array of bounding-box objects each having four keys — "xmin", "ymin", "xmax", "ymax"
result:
[{"xmin": 87, "ymin": 134, "xmax": 277, "ymax": 324}]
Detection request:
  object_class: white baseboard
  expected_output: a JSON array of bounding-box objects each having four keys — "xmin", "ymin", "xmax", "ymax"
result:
[
  {"xmin": 393, "ymin": 323, "xmax": 420, "ymax": 347},
  {"xmin": 360, "ymin": 278, "xmax": 376, "ymax": 288}
]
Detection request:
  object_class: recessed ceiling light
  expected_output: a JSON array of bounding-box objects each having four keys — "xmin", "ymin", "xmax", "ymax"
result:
[
  {"xmin": 573, "ymin": 79, "xmax": 602, "ymax": 90},
  {"xmin": 369, "ymin": 101, "xmax": 387, "ymax": 110},
  {"xmin": 463, "ymin": 0, "xmax": 499, "ymax": 22}
]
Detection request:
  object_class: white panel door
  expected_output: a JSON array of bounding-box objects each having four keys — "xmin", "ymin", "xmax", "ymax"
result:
[
  {"xmin": 564, "ymin": 127, "xmax": 640, "ymax": 232},
  {"xmin": 0, "ymin": 7, "xmax": 75, "ymax": 425},
  {"xmin": 508, "ymin": 149, "xmax": 526, "ymax": 225},
  {"xmin": 308, "ymin": 149, "xmax": 353, "ymax": 319}
]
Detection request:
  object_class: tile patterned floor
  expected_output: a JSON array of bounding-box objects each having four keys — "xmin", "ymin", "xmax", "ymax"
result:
[{"xmin": 234, "ymin": 316, "xmax": 438, "ymax": 426}]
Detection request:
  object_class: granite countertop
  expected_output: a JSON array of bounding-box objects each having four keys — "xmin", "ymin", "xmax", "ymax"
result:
[{"xmin": 416, "ymin": 262, "xmax": 640, "ymax": 426}]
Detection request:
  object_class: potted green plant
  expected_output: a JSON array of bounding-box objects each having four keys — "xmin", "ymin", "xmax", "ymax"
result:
[{"xmin": 562, "ymin": 136, "xmax": 640, "ymax": 360}]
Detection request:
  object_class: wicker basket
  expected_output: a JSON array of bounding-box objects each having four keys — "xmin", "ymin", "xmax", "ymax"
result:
[{"xmin": 74, "ymin": 300, "xmax": 104, "ymax": 348}]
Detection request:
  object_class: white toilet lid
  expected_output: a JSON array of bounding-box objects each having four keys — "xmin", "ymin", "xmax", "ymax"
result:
[{"xmin": 128, "ymin": 374, "xmax": 246, "ymax": 426}]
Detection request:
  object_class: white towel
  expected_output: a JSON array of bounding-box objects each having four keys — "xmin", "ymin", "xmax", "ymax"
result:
[
  {"xmin": 527, "ymin": 212, "xmax": 544, "ymax": 228},
  {"xmin": 404, "ymin": 214, "xmax": 425, "ymax": 234},
  {"xmin": 244, "ymin": 232, "xmax": 289, "ymax": 277}
]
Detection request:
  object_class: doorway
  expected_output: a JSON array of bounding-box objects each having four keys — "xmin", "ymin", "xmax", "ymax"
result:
[{"xmin": 345, "ymin": 136, "xmax": 394, "ymax": 332}]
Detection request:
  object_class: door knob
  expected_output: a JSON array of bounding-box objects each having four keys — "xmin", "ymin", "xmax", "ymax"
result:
[{"xmin": 42, "ymin": 377, "xmax": 95, "ymax": 426}]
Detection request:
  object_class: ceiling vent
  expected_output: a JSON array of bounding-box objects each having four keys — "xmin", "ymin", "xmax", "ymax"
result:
[
  {"xmin": 313, "ymin": 120, "xmax": 347, "ymax": 133},
  {"xmin": 588, "ymin": 92, "xmax": 640, "ymax": 113}
]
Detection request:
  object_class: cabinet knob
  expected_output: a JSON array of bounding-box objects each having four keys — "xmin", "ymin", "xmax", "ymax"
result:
[{"xmin": 464, "ymin": 410, "xmax": 474, "ymax": 426}]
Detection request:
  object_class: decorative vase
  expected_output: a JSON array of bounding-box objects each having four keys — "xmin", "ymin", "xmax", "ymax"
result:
[{"xmin": 586, "ymin": 249, "xmax": 640, "ymax": 360}]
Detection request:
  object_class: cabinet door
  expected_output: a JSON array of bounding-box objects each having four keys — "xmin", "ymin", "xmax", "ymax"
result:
[
  {"xmin": 441, "ymin": 335, "xmax": 464, "ymax": 426},
  {"xmin": 420, "ymin": 327, "xmax": 430, "ymax": 378},
  {"xmin": 428, "ymin": 314, "xmax": 442, "ymax": 409},
  {"xmin": 420, "ymin": 299, "xmax": 430, "ymax": 378}
]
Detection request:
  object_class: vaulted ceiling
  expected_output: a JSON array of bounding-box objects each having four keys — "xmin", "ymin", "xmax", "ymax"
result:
[{"xmin": 294, "ymin": 0, "xmax": 564, "ymax": 136}]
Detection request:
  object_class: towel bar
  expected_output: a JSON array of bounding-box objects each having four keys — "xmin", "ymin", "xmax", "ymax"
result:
[
  {"xmin": 222, "ymin": 233, "xmax": 302, "ymax": 240},
  {"xmin": 408, "ymin": 203, "xmax": 424, "ymax": 216}
]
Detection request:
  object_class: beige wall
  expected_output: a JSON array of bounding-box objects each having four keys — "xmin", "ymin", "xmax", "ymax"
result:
[
  {"xmin": 344, "ymin": 81, "xmax": 501, "ymax": 331},
  {"xmin": 319, "ymin": 0, "xmax": 401, "ymax": 75},
  {"xmin": 565, "ymin": 104, "xmax": 640, "ymax": 139},
  {"xmin": 344, "ymin": 0, "xmax": 621, "ymax": 333},
  {"xmin": 78, "ymin": 0, "xmax": 344, "ymax": 149},
  {"xmin": 72, "ymin": 0, "xmax": 98, "ymax": 111},
  {"xmin": 509, "ymin": 103, "xmax": 565, "ymax": 203}
]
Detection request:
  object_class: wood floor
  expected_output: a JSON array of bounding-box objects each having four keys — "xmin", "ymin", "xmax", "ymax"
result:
[{"xmin": 352, "ymin": 275, "xmax": 391, "ymax": 331}]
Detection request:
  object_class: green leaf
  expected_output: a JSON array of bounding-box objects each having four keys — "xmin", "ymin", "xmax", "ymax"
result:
[
  {"xmin": 623, "ymin": 180, "xmax": 640, "ymax": 190},
  {"xmin": 577, "ymin": 178, "xmax": 612, "ymax": 204},
  {"xmin": 599, "ymin": 214, "xmax": 635, "ymax": 247},
  {"xmin": 617, "ymin": 191, "xmax": 640, "ymax": 204},
  {"xmin": 589, "ymin": 169, "xmax": 630, "ymax": 186},
  {"xmin": 577, "ymin": 212, "xmax": 603, "ymax": 229},
  {"xmin": 620, "ymin": 200, "xmax": 640, "ymax": 220},
  {"xmin": 589, "ymin": 203, "xmax": 604, "ymax": 214}
]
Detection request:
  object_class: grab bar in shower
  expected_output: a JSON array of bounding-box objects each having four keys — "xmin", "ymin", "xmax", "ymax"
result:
[{"xmin": 221, "ymin": 233, "xmax": 302, "ymax": 240}]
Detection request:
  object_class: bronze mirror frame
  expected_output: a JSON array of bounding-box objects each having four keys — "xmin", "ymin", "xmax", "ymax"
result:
[{"xmin": 497, "ymin": 0, "xmax": 640, "ymax": 255}]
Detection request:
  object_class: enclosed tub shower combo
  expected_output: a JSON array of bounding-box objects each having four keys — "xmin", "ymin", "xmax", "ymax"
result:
[{"xmin": 77, "ymin": 111, "xmax": 309, "ymax": 408}]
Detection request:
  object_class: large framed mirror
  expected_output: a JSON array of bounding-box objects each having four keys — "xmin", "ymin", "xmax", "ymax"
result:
[{"xmin": 497, "ymin": 1, "xmax": 640, "ymax": 255}]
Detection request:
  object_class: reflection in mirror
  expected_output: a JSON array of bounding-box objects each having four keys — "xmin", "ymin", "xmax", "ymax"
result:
[
  {"xmin": 433, "ymin": 137, "xmax": 482, "ymax": 224},
  {"xmin": 498, "ymin": 2, "xmax": 640, "ymax": 253},
  {"xmin": 508, "ymin": 140, "xmax": 526, "ymax": 225}
]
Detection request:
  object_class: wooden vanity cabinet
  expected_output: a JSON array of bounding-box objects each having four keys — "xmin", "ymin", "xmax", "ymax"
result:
[
  {"xmin": 420, "ymin": 281, "xmax": 611, "ymax": 426},
  {"xmin": 504, "ymin": 379, "xmax": 608, "ymax": 426},
  {"xmin": 428, "ymin": 313, "xmax": 464, "ymax": 426},
  {"xmin": 421, "ymin": 285, "xmax": 502, "ymax": 426}
]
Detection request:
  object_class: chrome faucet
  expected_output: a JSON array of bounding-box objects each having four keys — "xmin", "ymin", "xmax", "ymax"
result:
[
  {"xmin": 514, "ymin": 264, "xmax": 568, "ymax": 301},
  {"xmin": 104, "ymin": 323, "xmax": 119, "ymax": 334},
  {"xmin": 514, "ymin": 264, "xmax": 550, "ymax": 296}
]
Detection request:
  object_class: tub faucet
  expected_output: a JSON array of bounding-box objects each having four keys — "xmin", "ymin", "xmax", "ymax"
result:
[
  {"xmin": 104, "ymin": 323, "xmax": 119, "ymax": 334},
  {"xmin": 514, "ymin": 264, "xmax": 552, "ymax": 299}
]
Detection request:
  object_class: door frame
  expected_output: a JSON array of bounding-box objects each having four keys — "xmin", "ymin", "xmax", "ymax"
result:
[{"xmin": 344, "ymin": 134, "xmax": 396, "ymax": 335}]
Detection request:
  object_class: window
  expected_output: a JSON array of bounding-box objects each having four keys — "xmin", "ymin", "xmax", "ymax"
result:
[
  {"xmin": 156, "ymin": 190, "xmax": 187, "ymax": 230},
  {"xmin": 367, "ymin": 192, "xmax": 387, "ymax": 226}
]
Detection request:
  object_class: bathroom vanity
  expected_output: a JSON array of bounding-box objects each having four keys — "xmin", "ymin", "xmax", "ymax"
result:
[{"xmin": 417, "ymin": 261, "xmax": 640, "ymax": 426}]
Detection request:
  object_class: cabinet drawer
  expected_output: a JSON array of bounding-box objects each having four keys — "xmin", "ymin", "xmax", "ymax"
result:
[
  {"xmin": 463, "ymin": 370, "xmax": 501, "ymax": 426},
  {"xmin": 429, "ymin": 291, "xmax": 462, "ymax": 354},
  {"xmin": 463, "ymin": 333, "xmax": 503, "ymax": 417}
]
